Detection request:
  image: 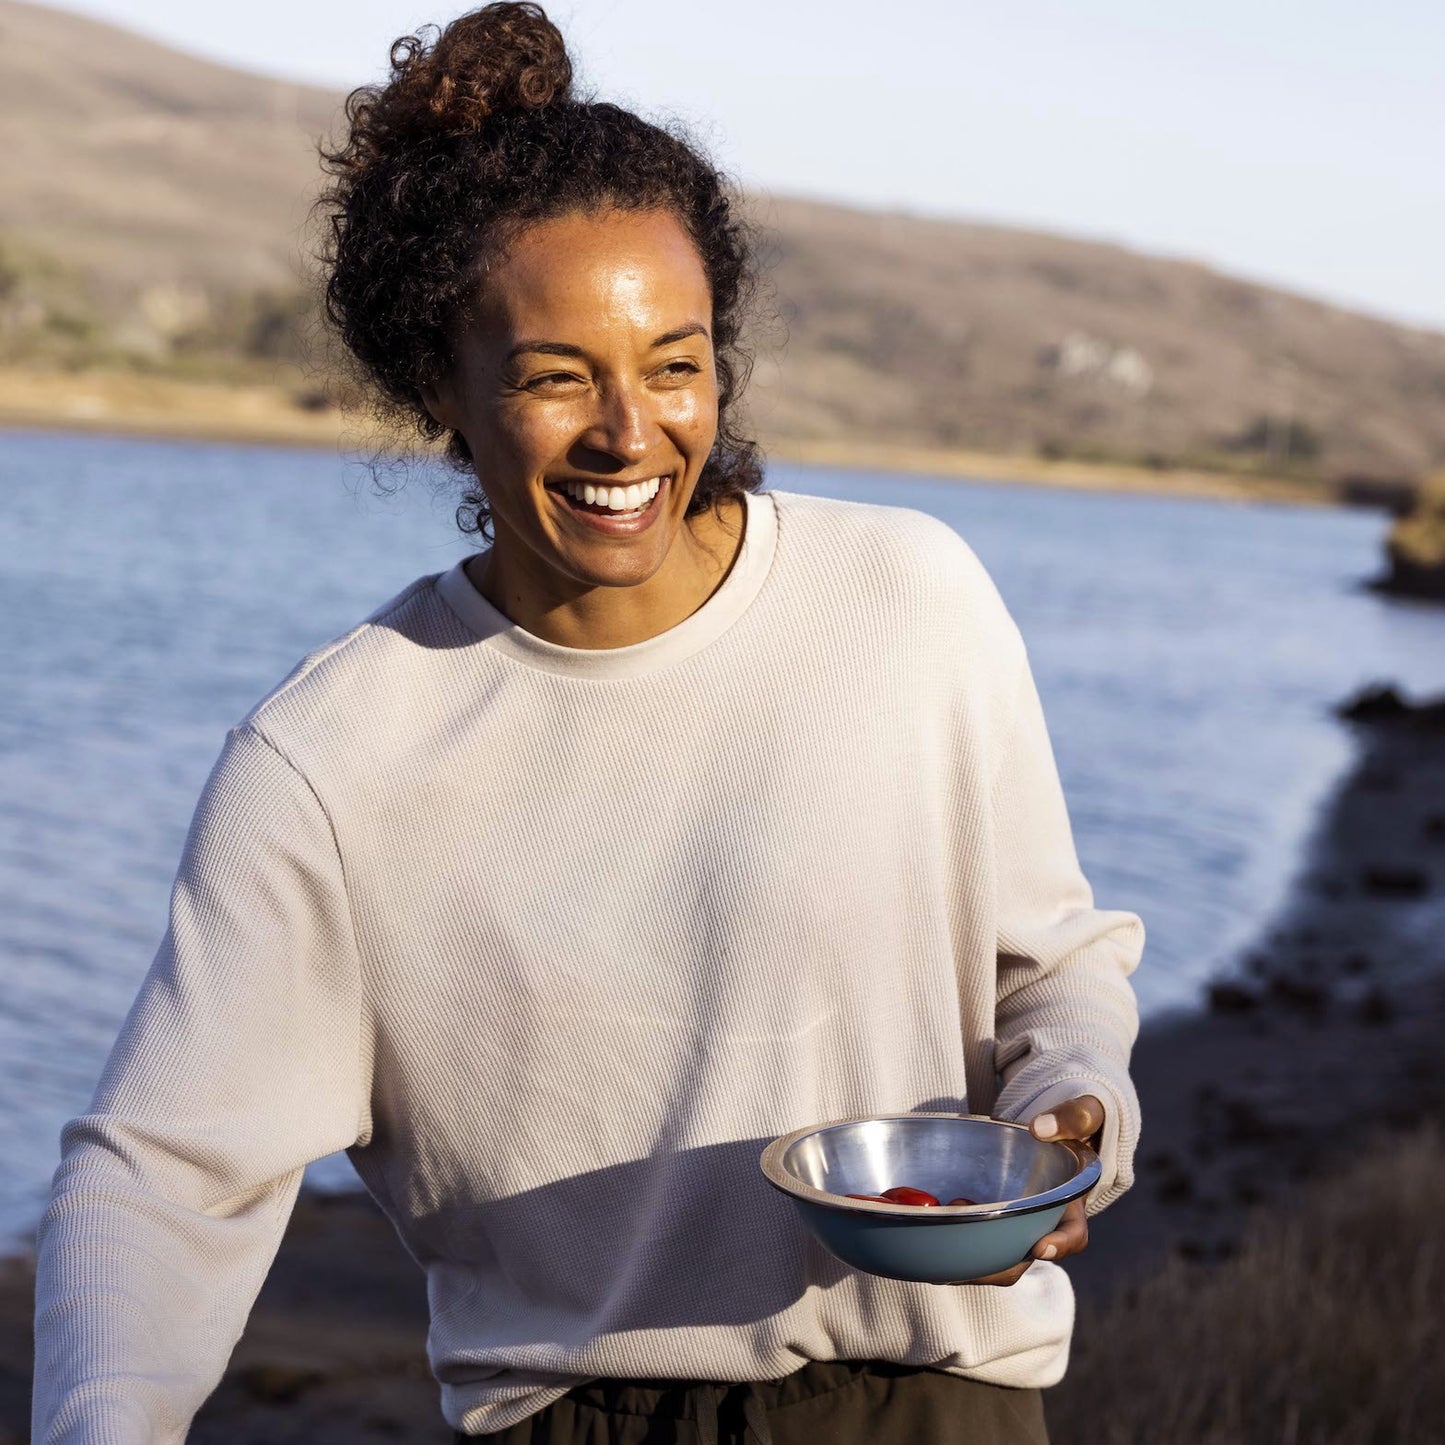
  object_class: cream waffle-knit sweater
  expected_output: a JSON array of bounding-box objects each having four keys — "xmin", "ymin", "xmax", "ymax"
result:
[{"xmin": 32, "ymin": 488, "xmax": 1143, "ymax": 1441}]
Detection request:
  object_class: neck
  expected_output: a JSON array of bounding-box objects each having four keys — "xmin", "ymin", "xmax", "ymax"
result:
[{"xmin": 469, "ymin": 496, "xmax": 746, "ymax": 649}]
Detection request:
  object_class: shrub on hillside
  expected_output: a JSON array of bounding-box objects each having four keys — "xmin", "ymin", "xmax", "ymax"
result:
[{"xmin": 1224, "ymin": 414, "xmax": 1324, "ymax": 463}]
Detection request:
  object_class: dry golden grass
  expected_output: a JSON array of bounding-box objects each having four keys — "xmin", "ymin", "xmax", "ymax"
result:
[
  {"xmin": 1048, "ymin": 1125, "xmax": 1445, "ymax": 1445},
  {"xmin": 774, "ymin": 437, "xmax": 1335, "ymax": 506},
  {"xmin": 0, "ymin": 365, "xmax": 348, "ymax": 449}
]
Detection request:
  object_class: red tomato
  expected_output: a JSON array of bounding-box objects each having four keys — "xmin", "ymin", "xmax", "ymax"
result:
[
  {"xmin": 844, "ymin": 1193, "xmax": 893, "ymax": 1202},
  {"xmin": 946, "ymin": 1197, "xmax": 980, "ymax": 1206},
  {"xmin": 880, "ymin": 1186, "xmax": 940, "ymax": 1207}
]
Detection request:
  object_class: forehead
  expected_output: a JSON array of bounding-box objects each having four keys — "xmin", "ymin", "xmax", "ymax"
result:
[{"xmin": 475, "ymin": 208, "xmax": 711, "ymax": 342}]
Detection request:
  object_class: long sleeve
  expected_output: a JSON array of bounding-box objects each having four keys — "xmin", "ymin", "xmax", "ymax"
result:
[
  {"xmin": 32, "ymin": 725, "xmax": 372, "ymax": 1444},
  {"xmin": 987, "ymin": 650, "xmax": 1144, "ymax": 1214}
]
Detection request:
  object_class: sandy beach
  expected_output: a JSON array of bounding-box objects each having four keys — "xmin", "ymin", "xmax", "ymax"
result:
[{"xmin": 3, "ymin": 684, "xmax": 1441, "ymax": 1442}]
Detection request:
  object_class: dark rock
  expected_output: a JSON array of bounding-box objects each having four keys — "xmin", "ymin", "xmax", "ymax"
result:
[
  {"xmin": 1361, "ymin": 865, "xmax": 1429, "ymax": 898},
  {"xmin": 1425, "ymin": 814, "xmax": 1445, "ymax": 843},
  {"xmin": 362, "ymin": 1418, "xmax": 406, "ymax": 1439},
  {"xmin": 1359, "ymin": 764, "xmax": 1401, "ymax": 791},
  {"xmin": 1336, "ymin": 686, "xmax": 1445, "ymax": 729},
  {"xmin": 236, "ymin": 1364, "xmax": 325, "ymax": 1404},
  {"xmin": 1337, "ymin": 475, "xmax": 1419, "ymax": 513},
  {"xmin": 1231, "ymin": 1179, "xmax": 1265, "ymax": 1206},
  {"xmin": 1374, "ymin": 559, "xmax": 1445, "ymax": 601},
  {"xmin": 1172, "ymin": 1238, "xmax": 1242, "ymax": 1266},
  {"xmin": 1220, "ymin": 1098, "xmax": 1281, "ymax": 1145},
  {"xmin": 1337, "ymin": 684, "xmax": 1411, "ymax": 721},
  {"xmin": 1156, "ymin": 1171, "xmax": 1194, "ymax": 1204},
  {"xmin": 1357, "ymin": 988, "xmax": 1395, "ymax": 1025},
  {"xmin": 1266, "ymin": 974, "xmax": 1330, "ymax": 1017},
  {"xmin": 1206, "ymin": 980, "xmax": 1258, "ymax": 1014}
]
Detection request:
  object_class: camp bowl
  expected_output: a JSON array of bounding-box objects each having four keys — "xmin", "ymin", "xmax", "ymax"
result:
[{"xmin": 759, "ymin": 1112, "xmax": 1100, "ymax": 1284}]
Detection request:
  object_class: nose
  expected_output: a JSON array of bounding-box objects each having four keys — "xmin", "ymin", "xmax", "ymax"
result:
[{"xmin": 580, "ymin": 380, "xmax": 656, "ymax": 466}]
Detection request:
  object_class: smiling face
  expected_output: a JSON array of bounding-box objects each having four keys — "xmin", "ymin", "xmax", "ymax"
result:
[{"xmin": 423, "ymin": 207, "xmax": 741, "ymax": 643}]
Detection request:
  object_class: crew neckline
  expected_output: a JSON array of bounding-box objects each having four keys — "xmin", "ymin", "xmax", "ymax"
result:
[{"xmin": 435, "ymin": 489, "xmax": 778, "ymax": 680}]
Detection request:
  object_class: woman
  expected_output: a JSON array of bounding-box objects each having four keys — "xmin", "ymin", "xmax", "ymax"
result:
[{"xmin": 31, "ymin": 6, "xmax": 1142, "ymax": 1442}]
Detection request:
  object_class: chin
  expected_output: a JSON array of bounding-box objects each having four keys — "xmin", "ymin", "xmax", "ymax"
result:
[{"xmin": 564, "ymin": 541, "xmax": 670, "ymax": 591}]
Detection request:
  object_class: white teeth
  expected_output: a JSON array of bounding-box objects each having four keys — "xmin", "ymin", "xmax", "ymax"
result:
[{"xmin": 559, "ymin": 476, "xmax": 664, "ymax": 512}]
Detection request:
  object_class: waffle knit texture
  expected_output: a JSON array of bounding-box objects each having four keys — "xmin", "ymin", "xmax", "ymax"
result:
[{"xmin": 32, "ymin": 489, "xmax": 1143, "ymax": 1442}]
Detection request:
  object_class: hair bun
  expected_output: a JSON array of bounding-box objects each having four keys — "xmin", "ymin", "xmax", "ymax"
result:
[{"xmin": 377, "ymin": 2, "xmax": 573, "ymax": 143}]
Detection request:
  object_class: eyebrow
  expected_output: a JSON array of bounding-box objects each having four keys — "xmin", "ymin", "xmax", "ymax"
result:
[{"xmin": 505, "ymin": 322, "xmax": 710, "ymax": 364}]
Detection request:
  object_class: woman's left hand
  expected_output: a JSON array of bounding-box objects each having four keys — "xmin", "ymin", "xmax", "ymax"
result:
[{"xmin": 957, "ymin": 1094, "xmax": 1106, "ymax": 1287}]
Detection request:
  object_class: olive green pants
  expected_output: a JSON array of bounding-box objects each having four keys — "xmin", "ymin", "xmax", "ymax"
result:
[{"xmin": 458, "ymin": 1359, "xmax": 1049, "ymax": 1443}]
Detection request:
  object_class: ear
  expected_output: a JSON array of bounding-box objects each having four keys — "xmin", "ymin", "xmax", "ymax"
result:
[{"xmin": 418, "ymin": 377, "xmax": 457, "ymax": 431}]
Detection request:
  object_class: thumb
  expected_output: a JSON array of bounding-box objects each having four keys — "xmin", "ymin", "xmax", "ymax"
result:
[{"xmin": 1029, "ymin": 1094, "xmax": 1106, "ymax": 1144}]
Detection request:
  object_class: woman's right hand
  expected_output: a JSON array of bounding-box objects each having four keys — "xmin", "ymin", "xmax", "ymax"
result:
[{"xmin": 952, "ymin": 1094, "xmax": 1104, "ymax": 1286}]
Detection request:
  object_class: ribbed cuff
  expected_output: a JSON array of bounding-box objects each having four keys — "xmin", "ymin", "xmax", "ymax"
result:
[{"xmin": 996, "ymin": 1069, "xmax": 1138, "ymax": 1215}]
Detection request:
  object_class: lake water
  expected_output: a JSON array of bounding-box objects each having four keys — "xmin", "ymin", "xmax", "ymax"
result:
[{"xmin": 3, "ymin": 429, "xmax": 1442, "ymax": 1241}]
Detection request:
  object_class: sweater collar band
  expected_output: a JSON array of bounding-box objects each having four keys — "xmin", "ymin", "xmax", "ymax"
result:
[{"xmin": 435, "ymin": 489, "xmax": 777, "ymax": 679}]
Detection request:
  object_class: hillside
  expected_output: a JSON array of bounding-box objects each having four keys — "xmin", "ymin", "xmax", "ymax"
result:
[
  {"xmin": 758, "ymin": 198, "xmax": 1445, "ymax": 480},
  {"xmin": 3, "ymin": 0, "xmax": 1445, "ymax": 483},
  {"xmin": 0, "ymin": 0, "xmax": 334, "ymax": 294}
]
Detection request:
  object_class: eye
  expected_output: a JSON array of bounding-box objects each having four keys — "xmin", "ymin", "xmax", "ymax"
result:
[
  {"xmin": 656, "ymin": 359, "xmax": 702, "ymax": 383},
  {"xmin": 525, "ymin": 371, "xmax": 584, "ymax": 391}
]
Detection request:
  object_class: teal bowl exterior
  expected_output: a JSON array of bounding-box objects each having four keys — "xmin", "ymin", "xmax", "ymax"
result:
[
  {"xmin": 792, "ymin": 1195, "xmax": 1068, "ymax": 1283},
  {"xmin": 759, "ymin": 1112, "xmax": 1101, "ymax": 1285}
]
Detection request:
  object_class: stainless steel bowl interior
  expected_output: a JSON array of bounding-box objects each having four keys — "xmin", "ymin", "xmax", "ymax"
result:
[{"xmin": 762, "ymin": 1113, "xmax": 1098, "ymax": 1219}]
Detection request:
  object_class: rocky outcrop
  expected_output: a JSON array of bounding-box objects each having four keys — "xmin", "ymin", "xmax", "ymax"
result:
[{"xmin": 1375, "ymin": 471, "xmax": 1445, "ymax": 601}]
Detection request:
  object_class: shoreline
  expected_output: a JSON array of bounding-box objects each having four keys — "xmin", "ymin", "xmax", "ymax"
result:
[
  {"xmin": 772, "ymin": 437, "xmax": 1337, "ymax": 507},
  {"xmin": 1, "ymin": 365, "xmax": 1337, "ymax": 507},
  {"xmin": 2, "ymin": 688, "xmax": 1440, "ymax": 1440},
  {"xmin": 1068, "ymin": 684, "xmax": 1445, "ymax": 1305}
]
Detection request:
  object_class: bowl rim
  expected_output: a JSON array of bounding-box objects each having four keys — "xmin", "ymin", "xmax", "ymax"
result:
[{"xmin": 758, "ymin": 1111, "xmax": 1101, "ymax": 1222}]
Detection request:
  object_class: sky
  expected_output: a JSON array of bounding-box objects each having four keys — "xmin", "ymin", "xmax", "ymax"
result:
[{"xmin": 43, "ymin": 0, "xmax": 1445, "ymax": 332}]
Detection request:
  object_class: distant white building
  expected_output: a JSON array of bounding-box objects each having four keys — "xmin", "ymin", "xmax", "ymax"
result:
[{"xmin": 1044, "ymin": 331, "xmax": 1154, "ymax": 398}]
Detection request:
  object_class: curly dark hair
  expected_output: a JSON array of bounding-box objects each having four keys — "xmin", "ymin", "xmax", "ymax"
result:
[{"xmin": 318, "ymin": 2, "xmax": 763, "ymax": 536}]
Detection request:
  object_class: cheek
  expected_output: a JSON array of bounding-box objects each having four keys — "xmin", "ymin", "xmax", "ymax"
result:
[
  {"xmin": 663, "ymin": 385, "xmax": 719, "ymax": 452},
  {"xmin": 482, "ymin": 402, "xmax": 583, "ymax": 470}
]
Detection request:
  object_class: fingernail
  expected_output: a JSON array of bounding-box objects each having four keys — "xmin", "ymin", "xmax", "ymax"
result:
[
  {"xmin": 1033, "ymin": 1113, "xmax": 1058, "ymax": 1139},
  {"xmin": 1040, "ymin": 1244, "xmax": 1058, "ymax": 1260}
]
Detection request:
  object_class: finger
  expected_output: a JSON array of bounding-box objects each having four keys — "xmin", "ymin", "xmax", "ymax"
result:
[
  {"xmin": 1030, "ymin": 1199, "xmax": 1089, "ymax": 1261},
  {"xmin": 955, "ymin": 1259, "xmax": 1033, "ymax": 1287},
  {"xmin": 1030, "ymin": 1094, "xmax": 1106, "ymax": 1145}
]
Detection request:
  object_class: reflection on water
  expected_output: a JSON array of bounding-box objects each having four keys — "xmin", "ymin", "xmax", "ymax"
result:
[{"xmin": 2, "ymin": 431, "xmax": 1441, "ymax": 1238}]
